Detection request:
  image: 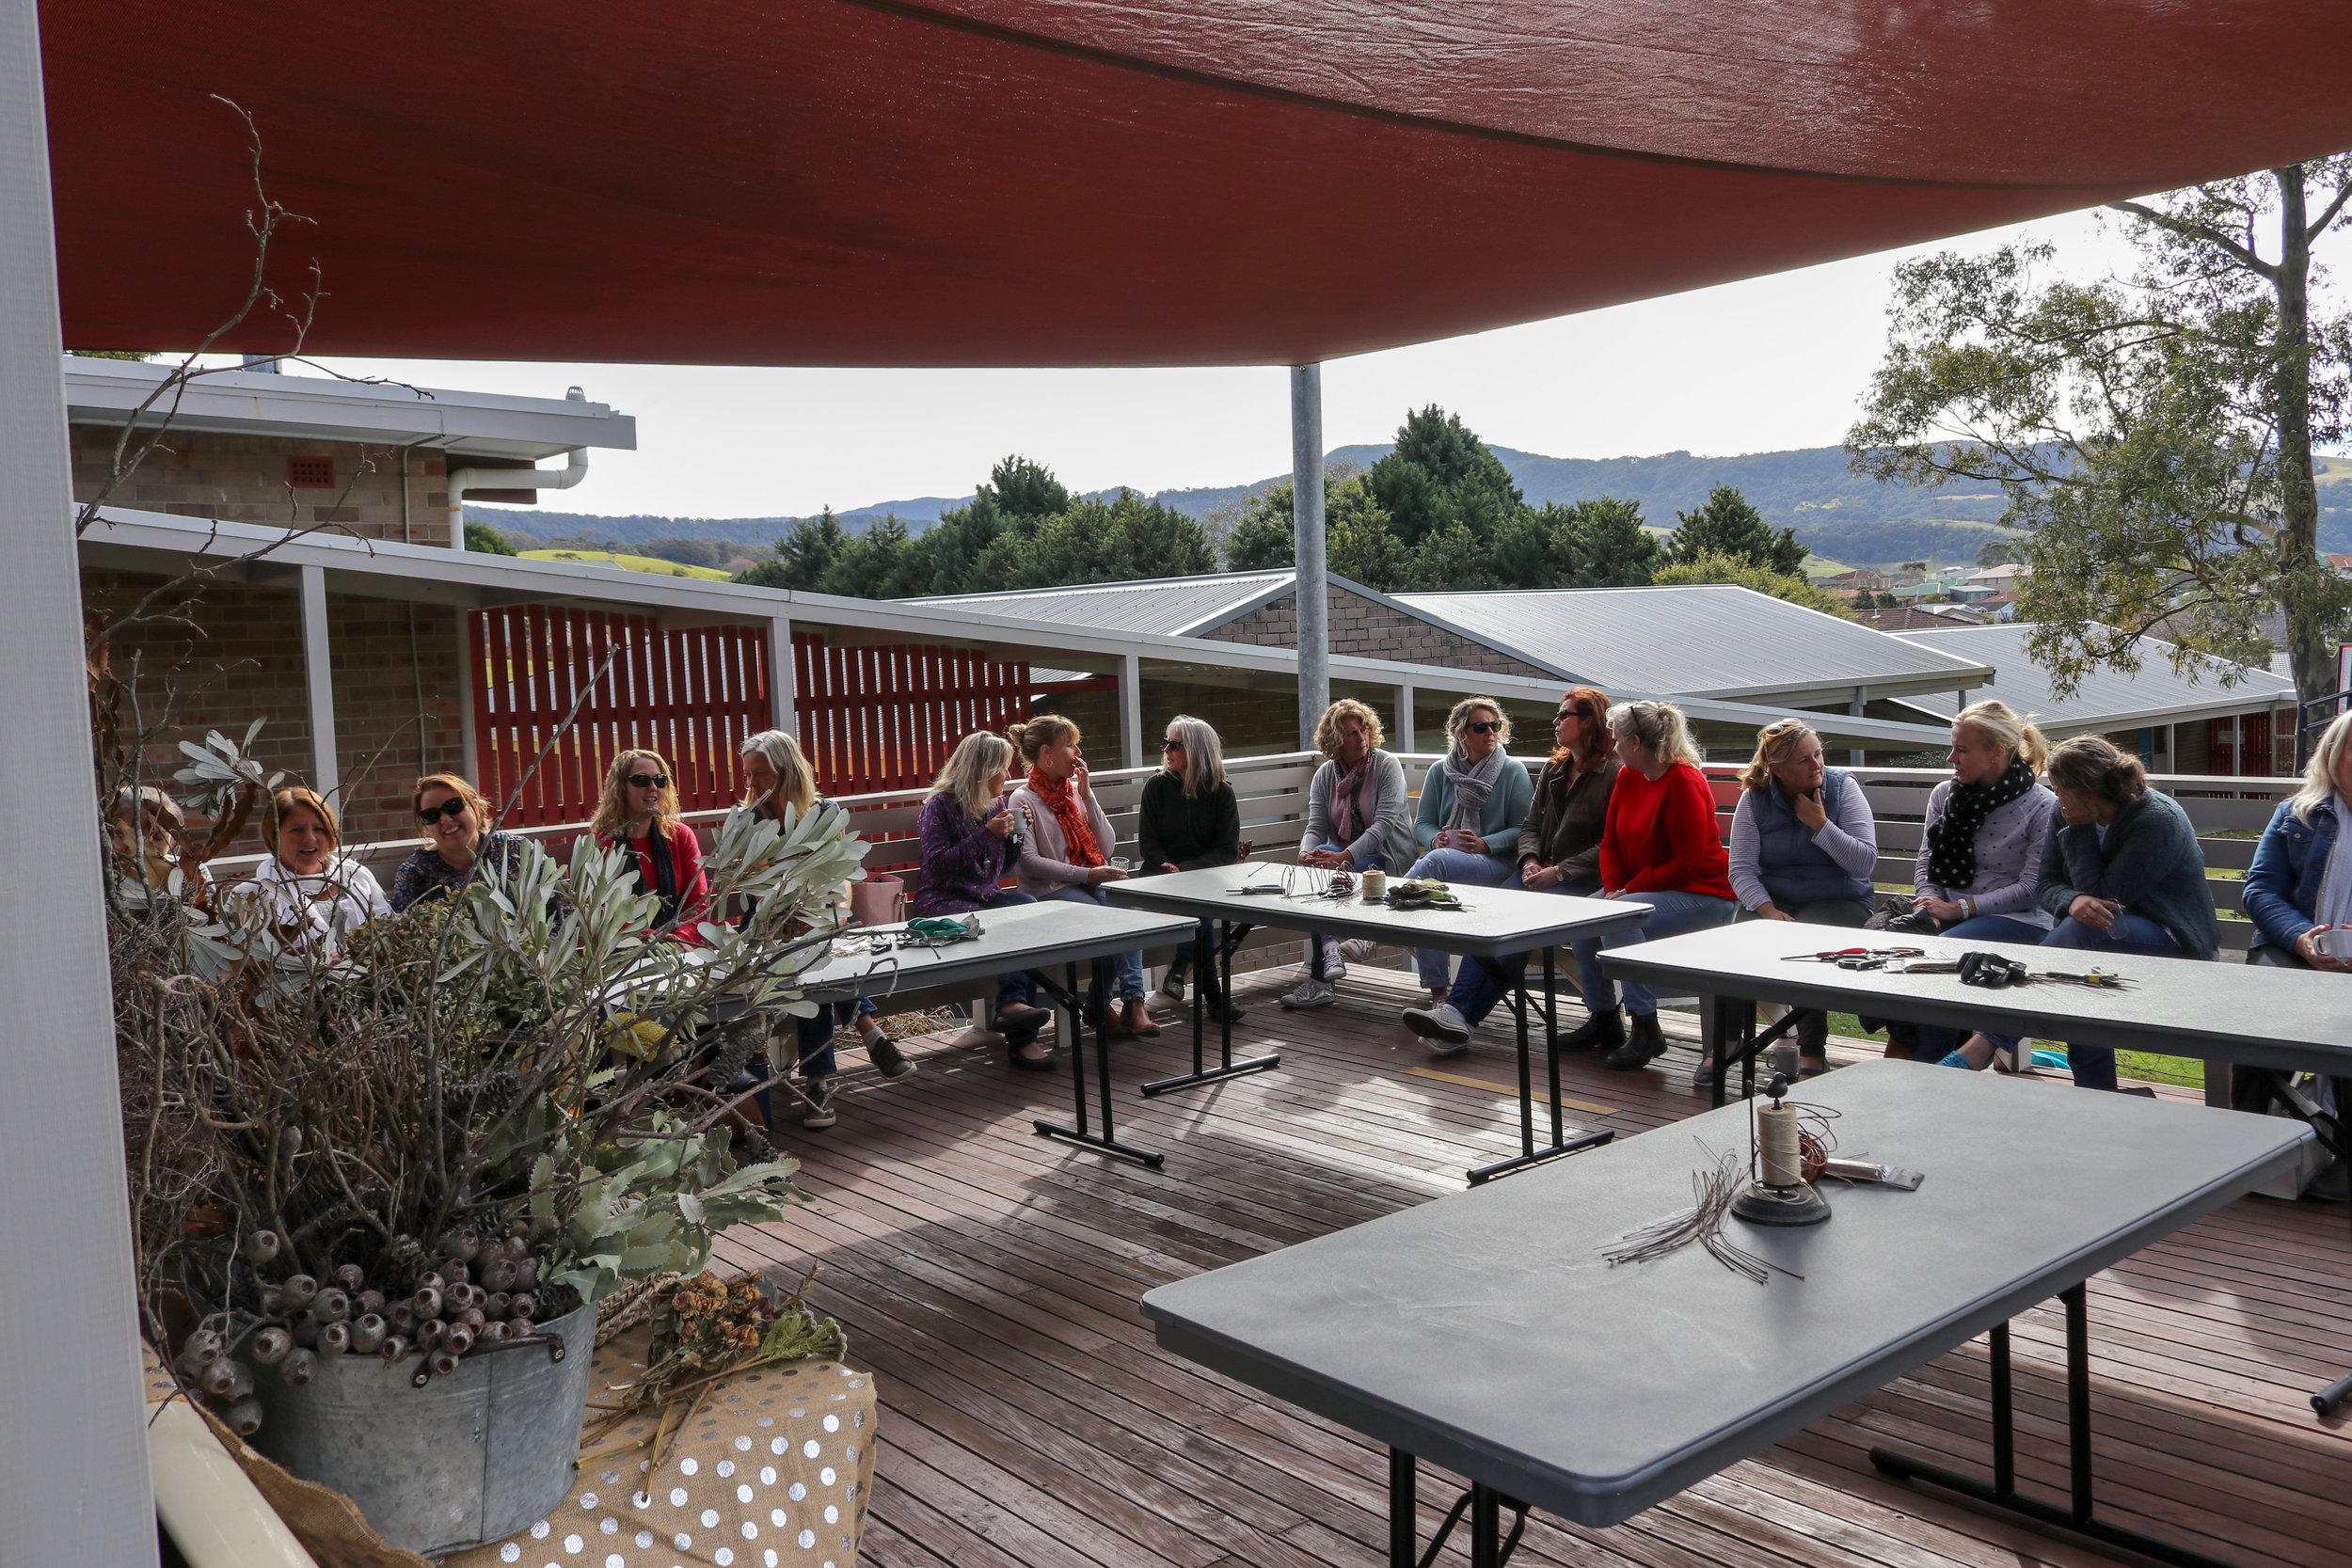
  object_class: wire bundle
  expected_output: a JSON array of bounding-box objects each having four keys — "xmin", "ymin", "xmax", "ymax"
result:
[{"xmin": 1602, "ymin": 1141, "xmax": 1788, "ymax": 1284}]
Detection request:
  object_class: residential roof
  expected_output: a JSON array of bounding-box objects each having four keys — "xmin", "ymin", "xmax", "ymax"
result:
[
  {"xmin": 1391, "ymin": 585, "xmax": 1992, "ymax": 702},
  {"xmin": 914, "ymin": 572, "xmax": 1292, "ymax": 639},
  {"xmin": 60, "ymin": 356, "xmax": 636, "ymax": 460},
  {"xmin": 1858, "ymin": 607, "xmax": 1989, "ymax": 633},
  {"xmin": 1893, "ymin": 623, "xmax": 2296, "ymax": 735}
]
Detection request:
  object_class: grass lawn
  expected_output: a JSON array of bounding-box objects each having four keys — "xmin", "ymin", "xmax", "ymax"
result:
[{"xmin": 1813, "ymin": 1009, "xmax": 2205, "ymax": 1090}]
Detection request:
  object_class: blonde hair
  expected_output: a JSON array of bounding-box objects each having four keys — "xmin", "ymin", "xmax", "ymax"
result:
[
  {"xmin": 1608, "ymin": 700, "xmax": 1702, "ymax": 768},
  {"xmin": 2046, "ymin": 735, "xmax": 2148, "ymax": 807},
  {"xmin": 1164, "ymin": 714, "xmax": 1226, "ymax": 796},
  {"xmin": 739, "ymin": 729, "xmax": 819, "ymax": 817},
  {"xmin": 1312, "ymin": 698, "xmax": 1386, "ymax": 759},
  {"xmin": 1739, "ymin": 718, "xmax": 1820, "ymax": 793},
  {"xmin": 1445, "ymin": 695, "xmax": 1511, "ymax": 749},
  {"xmin": 264, "ymin": 786, "xmax": 342, "ymax": 853},
  {"xmin": 1954, "ymin": 698, "xmax": 2050, "ymax": 774},
  {"xmin": 2292, "ymin": 710, "xmax": 2352, "ymax": 822},
  {"xmin": 412, "ymin": 773, "xmax": 493, "ymax": 846},
  {"xmin": 590, "ymin": 749, "xmax": 681, "ymax": 838},
  {"xmin": 931, "ymin": 731, "xmax": 1015, "ymax": 820},
  {"xmin": 1008, "ymin": 714, "xmax": 1080, "ymax": 768}
]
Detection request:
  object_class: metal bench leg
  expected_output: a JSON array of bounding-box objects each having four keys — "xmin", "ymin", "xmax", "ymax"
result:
[
  {"xmin": 1143, "ymin": 918, "xmax": 1279, "ymax": 1097},
  {"xmin": 1872, "ymin": 1284, "xmax": 2242, "ymax": 1568},
  {"xmin": 1387, "ymin": 1451, "xmax": 1526, "ymax": 1568}
]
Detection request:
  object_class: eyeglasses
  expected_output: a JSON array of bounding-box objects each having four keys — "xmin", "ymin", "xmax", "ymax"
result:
[
  {"xmin": 1554, "ymin": 707, "xmax": 1589, "ymax": 722},
  {"xmin": 628, "ymin": 773, "xmax": 671, "ymax": 789},
  {"xmin": 1464, "ymin": 720, "xmax": 1502, "ymax": 735},
  {"xmin": 417, "ymin": 799, "xmax": 469, "ymax": 826},
  {"xmin": 1160, "ymin": 737, "xmax": 1184, "ymax": 751}
]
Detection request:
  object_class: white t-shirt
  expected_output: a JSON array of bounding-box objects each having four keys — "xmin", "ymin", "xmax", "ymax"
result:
[{"xmin": 233, "ymin": 854, "xmax": 392, "ymax": 953}]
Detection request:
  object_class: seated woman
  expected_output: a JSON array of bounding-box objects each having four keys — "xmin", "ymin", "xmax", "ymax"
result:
[
  {"xmin": 1567, "ymin": 701, "xmax": 1739, "ymax": 1073},
  {"xmin": 1009, "ymin": 714, "xmax": 1156, "ymax": 1037},
  {"xmin": 914, "ymin": 731, "xmax": 1055, "ymax": 1069},
  {"xmin": 1402, "ymin": 687, "xmax": 1617, "ymax": 1054},
  {"xmin": 1893, "ymin": 700, "xmax": 2058, "ymax": 1062},
  {"xmin": 1281, "ymin": 698, "xmax": 1413, "ymax": 1009},
  {"xmin": 1138, "ymin": 714, "xmax": 1246, "ymax": 1025},
  {"xmin": 1725, "ymin": 718, "xmax": 1880, "ymax": 1078},
  {"xmin": 2238, "ymin": 710, "xmax": 2352, "ymax": 1179},
  {"xmin": 106, "ymin": 784, "xmax": 209, "ymax": 902},
  {"xmin": 591, "ymin": 749, "xmax": 709, "ymax": 939},
  {"xmin": 1942, "ymin": 736, "xmax": 2217, "ymax": 1088},
  {"xmin": 738, "ymin": 729, "xmax": 908, "ymax": 1132},
  {"xmin": 231, "ymin": 787, "xmax": 390, "ymax": 957},
  {"xmin": 1404, "ymin": 697, "xmax": 1534, "ymax": 1006},
  {"xmin": 389, "ymin": 773, "xmax": 528, "ymax": 911}
]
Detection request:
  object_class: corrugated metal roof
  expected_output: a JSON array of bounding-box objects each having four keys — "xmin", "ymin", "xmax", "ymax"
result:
[
  {"xmin": 1391, "ymin": 585, "xmax": 1989, "ymax": 699},
  {"xmin": 1894, "ymin": 624, "xmax": 2295, "ymax": 733},
  {"xmin": 914, "ymin": 571, "xmax": 1291, "ymax": 638}
]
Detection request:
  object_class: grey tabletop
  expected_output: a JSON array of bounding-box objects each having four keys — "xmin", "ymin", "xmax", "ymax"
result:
[
  {"xmin": 1104, "ymin": 863, "xmax": 1650, "ymax": 959},
  {"xmin": 793, "ymin": 898, "xmax": 1194, "ymax": 1007},
  {"xmin": 1140, "ymin": 1059, "xmax": 2310, "ymax": 1527},
  {"xmin": 1597, "ymin": 919, "xmax": 2352, "ymax": 1076}
]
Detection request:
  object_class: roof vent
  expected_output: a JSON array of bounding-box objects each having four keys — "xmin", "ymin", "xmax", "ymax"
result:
[
  {"xmin": 286, "ymin": 456, "xmax": 336, "ymax": 488},
  {"xmin": 565, "ymin": 386, "xmax": 585, "ymax": 402}
]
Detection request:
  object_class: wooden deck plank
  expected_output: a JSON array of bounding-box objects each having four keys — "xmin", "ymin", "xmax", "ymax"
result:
[{"xmin": 725, "ymin": 966, "xmax": 2351, "ymax": 1568}]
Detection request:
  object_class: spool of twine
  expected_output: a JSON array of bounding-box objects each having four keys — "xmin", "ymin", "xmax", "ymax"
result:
[
  {"xmin": 1360, "ymin": 868, "xmax": 1387, "ymax": 899},
  {"xmin": 1757, "ymin": 1102, "xmax": 1806, "ymax": 1188}
]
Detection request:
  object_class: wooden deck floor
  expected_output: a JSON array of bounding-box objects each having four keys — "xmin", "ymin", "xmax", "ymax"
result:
[{"xmin": 713, "ymin": 966, "xmax": 2352, "ymax": 1568}]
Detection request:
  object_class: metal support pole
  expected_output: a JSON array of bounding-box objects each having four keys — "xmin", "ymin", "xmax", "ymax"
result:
[
  {"xmin": 1292, "ymin": 364, "xmax": 1328, "ymax": 748},
  {"xmin": 1395, "ymin": 683, "xmax": 1416, "ymax": 752},
  {"xmin": 1848, "ymin": 684, "xmax": 1870, "ymax": 768},
  {"xmin": 0, "ymin": 1, "xmax": 161, "ymax": 1557},
  {"xmin": 298, "ymin": 562, "xmax": 342, "ymax": 800},
  {"xmin": 1120, "ymin": 652, "xmax": 1144, "ymax": 770},
  {"xmin": 766, "ymin": 614, "xmax": 797, "ymax": 736}
]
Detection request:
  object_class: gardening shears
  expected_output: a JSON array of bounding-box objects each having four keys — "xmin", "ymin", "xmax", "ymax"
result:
[{"xmin": 1783, "ymin": 946, "xmax": 1925, "ymax": 970}]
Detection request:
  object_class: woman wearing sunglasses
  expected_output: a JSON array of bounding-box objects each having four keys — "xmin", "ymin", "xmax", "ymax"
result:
[
  {"xmin": 1138, "ymin": 714, "xmax": 1246, "ymax": 1024},
  {"xmin": 591, "ymin": 749, "xmax": 710, "ymax": 939},
  {"xmin": 389, "ymin": 773, "xmax": 527, "ymax": 911},
  {"xmin": 1402, "ymin": 697, "xmax": 1533, "ymax": 1009}
]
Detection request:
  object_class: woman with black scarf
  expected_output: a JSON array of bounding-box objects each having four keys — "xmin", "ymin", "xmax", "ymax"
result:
[{"xmin": 591, "ymin": 748, "xmax": 710, "ymax": 939}]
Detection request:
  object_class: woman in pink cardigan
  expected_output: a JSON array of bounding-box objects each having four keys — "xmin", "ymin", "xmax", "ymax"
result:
[{"xmin": 1006, "ymin": 714, "xmax": 1157, "ymax": 1037}]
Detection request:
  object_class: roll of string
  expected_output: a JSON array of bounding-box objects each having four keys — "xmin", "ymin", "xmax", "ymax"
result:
[{"xmin": 1757, "ymin": 1101, "xmax": 1806, "ymax": 1188}]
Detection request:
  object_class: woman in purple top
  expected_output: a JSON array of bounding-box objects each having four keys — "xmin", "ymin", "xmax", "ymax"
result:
[{"xmin": 914, "ymin": 732, "xmax": 1054, "ymax": 1068}]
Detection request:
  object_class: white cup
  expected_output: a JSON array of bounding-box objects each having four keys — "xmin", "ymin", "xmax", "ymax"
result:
[{"xmin": 2317, "ymin": 927, "xmax": 2352, "ymax": 959}]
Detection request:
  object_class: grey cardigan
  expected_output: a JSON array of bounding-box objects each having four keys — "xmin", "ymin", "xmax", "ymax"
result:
[
  {"xmin": 1008, "ymin": 780, "xmax": 1121, "ymax": 896},
  {"xmin": 2038, "ymin": 790, "xmax": 2219, "ymax": 958},
  {"xmin": 1300, "ymin": 750, "xmax": 1415, "ymax": 874},
  {"xmin": 1914, "ymin": 778, "xmax": 2059, "ymax": 929}
]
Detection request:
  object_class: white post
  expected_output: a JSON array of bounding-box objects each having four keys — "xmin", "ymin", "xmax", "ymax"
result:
[
  {"xmin": 1395, "ymin": 683, "xmax": 1417, "ymax": 753},
  {"xmin": 1291, "ymin": 365, "xmax": 1328, "ymax": 747},
  {"xmin": 298, "ymin": 564, "xmax": 342, "ymax": 800},
  {"xmin": 1848, "ymin": 685, "xmax": 1869, "ymax": 768},
  {"xmin": 1120, "ymin": 652, "xmax": 1144, "ymax": 770},
  {"xmin": 0, "ymin": 2, "xmax": 161, "ymax": 1560},
  {"xmin": 457, "ymin": 615, "xmax": 480, "ymax": 781},
  {"xmin": 766, "ymin": 614, "xmax": 797, "ymax": 736}
]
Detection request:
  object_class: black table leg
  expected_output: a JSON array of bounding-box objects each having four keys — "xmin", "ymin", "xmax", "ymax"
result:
[
  {"xmin": 1466, "ymin": 956, "xmax": 1615, "ymax": 1186},
  {"xmin": 1389, "ymin": 1451, "xmax": 1527, "ymax": 1568},
  {"xmin": 1032, "ymin": 958, "xmax": 1163, "ymax": 1167},
  {"xmin": 1142, "ymin": 917, "xmax": 1279, "ymax": 1097},
  {"xmin": 1707, "ymin": 994, "xmax": 1800, "ymax": 1110},
  {"xmin": 1388, "ymin": 1449, "xmax": 1415, "ymax": 1568},
  {"xmin": 2240, "ymin": 1068, "xmax": 2352, "ymax": 1414},
  {"xmin": 1871, "ymin": 1283, "xmax": 2243, "ymax": 1568}
]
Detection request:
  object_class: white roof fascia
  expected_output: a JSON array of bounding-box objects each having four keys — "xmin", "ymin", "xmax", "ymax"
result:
[
  {"xmin": 79, "ymin": 508, "xmax": 1955, "ymax": 749},
  {"xmin": 61, "ymin": 356, "xmax": 636, "ymax": 459}
]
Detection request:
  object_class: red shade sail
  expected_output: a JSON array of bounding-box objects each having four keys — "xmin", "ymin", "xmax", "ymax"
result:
[{"xmin": 40, "ymin": 1, "xmax": 2352, "ymax": 366}]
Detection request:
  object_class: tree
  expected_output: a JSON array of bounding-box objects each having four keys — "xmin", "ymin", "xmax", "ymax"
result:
[
  {"xmin": 1662, "ymin": 485, "xmax": 1806, "ymax": 576},
  {"xmin": 736, "ymin": 508, "xmax": 847, "ymax": 590},
  {"xmin": 1976, "ymin": 536, "xmax": 2023, "ymax": 567},
  {"xmin": 1547, "ymin": 497, "xmax": 1661, "ymax": 587},
  {"xmin": 1222, "ymin": 474, "xmax": 1399, "ymax": 584},
  {"xmin": 1848, "ymin": 158, "xmax": 2352, "ymax": 747},
  {"xmin": 971, "ymin": 490, "xmax": 1213, "ymax": 589},
  {"xmin": 980, "ymin": 454, "xmax": 1069, "ymax": 520},
  {"xmin": 1364, "ymin": 405, "xmax": 1523, "ymax": 551},
  {"xmin": 1221, "ymin": 483, "xmax": 1296, "ymax": 571},
  {"xmin": 463, "ymin": 519, "xmax": 517, "ymax": 555},
  {"xmin": 1653, "ymin": 550, "xmax": 1852, "ymax": 619}
]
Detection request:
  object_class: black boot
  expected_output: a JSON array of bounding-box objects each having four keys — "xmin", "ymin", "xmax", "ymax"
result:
[
  {"xmin": 1559, "ymin": 1006, "xmax": 1626, "ymax": 1053},
  {"xmin": 1604, "ymin": 1012, "xmax": 1669, "ymax": 1071},
  {"xmin": 866, "ymin": 1032, "xmax": 914, "ymax": 1080}
]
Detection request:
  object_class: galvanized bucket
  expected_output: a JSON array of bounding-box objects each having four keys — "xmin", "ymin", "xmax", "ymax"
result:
[{"xmin": 247, "ymin": 1304, "xmax": 595, "ymax": 1556}]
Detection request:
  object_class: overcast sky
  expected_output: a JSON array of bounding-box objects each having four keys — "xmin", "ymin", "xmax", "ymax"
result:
[{"xmin": 306, "ymin": 206, "xmax": 2140, "ymax": 521}]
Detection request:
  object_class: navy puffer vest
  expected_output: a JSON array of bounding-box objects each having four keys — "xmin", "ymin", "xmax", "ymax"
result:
[{"xmin": 1753, "ymin": 768, "xmax": 1870, "ymax": 909}]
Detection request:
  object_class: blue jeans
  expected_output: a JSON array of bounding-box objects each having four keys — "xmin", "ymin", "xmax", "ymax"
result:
[
  {"xmin": 787, "ymin": 997, "xmax": 882, "ymax": 1083},
  {"xmin": 1305, "ymin": 844, "xmax": 1388, "ymax": 980},
  {"xmin": 1981, "ymin": 912, "xmax": 2183, "ymax": 1091},
  {"xmin": 1045, "ymin": 884, "xmax": 1148, "ymax": 1001},
  {"xmin": 1444, "ymin": 880, "xmax": 1605, "ymax": 1027},
  {"xmin": 1568, "ymin": 889, "xmax": 1738, "ymax": 1017},
  {"xmin": 1406, "ymin": 846, "xmax": 1520, "ymax": 990},
  {"xmin": 1913, "ymin": 913, "xmax": 2047, "ymax": 1060},
  {"xmin": 954, "ymin": 888, "xmax": 1045, "ymax": 1045}
]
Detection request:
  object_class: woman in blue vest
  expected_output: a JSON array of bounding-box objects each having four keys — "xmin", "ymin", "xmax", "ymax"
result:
[{"xmin": 1725, "ymin": 718, "xmax": 1880, "ymax": 1079}]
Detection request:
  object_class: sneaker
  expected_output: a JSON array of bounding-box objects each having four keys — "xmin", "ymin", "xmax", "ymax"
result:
[
  {"xmin": 799, "ymin": 1083, "xmax": 837, "ymax": 1130},
  {"xmin": 1280, "ymin": 978, "xmax": 1338, "ymax": 1009},
  {"xmin": 1603, "ymin": 1013, "xmax": 1668, "ymax": 1071},
  {"xmin": 1339, "ymin": 939, "xmax": 1379, "ymax": 961},
  {"xmin": 1402, "ymin": 1002, "xmax": 1472, "ymax": 1055},
  {"xmin": 1158, "ymin": 969, "xmax": 1187, "ymax": 1005},
  {"xmin": 1559, "ymin": 1007, "xmax": 1626, "ymax": 1053},
  {"xmin": 1320, "ymin": 939, "xmax": 1348, "ymax": 984},
  {"xmin": 865, "ymin": 1032, "xmax": 914, "ymax": 1080}
]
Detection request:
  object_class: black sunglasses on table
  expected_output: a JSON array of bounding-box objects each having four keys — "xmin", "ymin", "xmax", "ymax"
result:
[
  {"xmin": 417, "ymin": 799, "xmax": 469, "ymax": 825},
  {"xmin": 628, "ymin": 773, "xmax": 670, "ymax": 789}
]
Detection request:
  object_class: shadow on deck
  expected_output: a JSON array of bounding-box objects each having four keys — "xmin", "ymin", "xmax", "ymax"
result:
[{"xmin": 712, "ymin": 966, "xmax": 2352, "ymax": 1568}]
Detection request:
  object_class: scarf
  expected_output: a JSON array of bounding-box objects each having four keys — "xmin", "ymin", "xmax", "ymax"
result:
[
  {"xmin": 1329, "ymin": 756, "xmax": 1374, "ymax": 845},
  {"xmin": 2317, "ymin": 795, "xmax": 2352, "ymax": 931},
  {"xmin": 1026, "ymin": 767, "xmax": 1105, "ymax": 868},
  {"xmin": 1925, "ymin": 758, "xmax": 2036, "ymax": 891},
  {"xmin": 1440, "ymin": 745, "xmax": 1507, "ymax": 835},
  {"xmin": 633, "ymin": 826, "xmax": 682, "ymax": 925}
]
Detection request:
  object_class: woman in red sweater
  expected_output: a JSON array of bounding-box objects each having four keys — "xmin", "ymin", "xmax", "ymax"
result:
[
  {"xmin": 1567, "ymin": 701, "xmax": 1738, "ymax": 1072},
  {"xmin": 591, "ymin": 747, "xmax": 710, "ymax": 941}
]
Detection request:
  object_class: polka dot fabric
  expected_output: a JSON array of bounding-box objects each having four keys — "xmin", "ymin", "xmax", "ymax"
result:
[{"xmin": 447, "ymin": 1327, "xmax": 876, "ymax": 1568}]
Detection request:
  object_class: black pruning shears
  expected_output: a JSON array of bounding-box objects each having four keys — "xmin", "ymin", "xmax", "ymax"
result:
[{"xmin": 1784, "ymin": 945, "xmax": 1926, "ymax": 970}]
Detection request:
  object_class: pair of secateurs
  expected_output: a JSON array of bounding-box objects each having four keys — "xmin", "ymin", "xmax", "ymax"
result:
[{"xmin": 1783, "ymin": 945, "xmax": 1925, "ymax": 971}]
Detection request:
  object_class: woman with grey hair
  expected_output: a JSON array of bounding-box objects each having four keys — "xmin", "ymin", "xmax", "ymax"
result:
[
  {"xmin": 1402, "ymin": 696, "xmax": 1533, "ymax": 1006},
  {"xmin": 1138, "ymin": 714, "xmax": 1245, "ymax": 1022}
]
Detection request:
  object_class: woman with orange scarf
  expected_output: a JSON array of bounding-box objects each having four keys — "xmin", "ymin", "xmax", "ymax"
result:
[{"xmin": 1007, "ymin": 714, "xmax": 1158, "ymax": 1038}]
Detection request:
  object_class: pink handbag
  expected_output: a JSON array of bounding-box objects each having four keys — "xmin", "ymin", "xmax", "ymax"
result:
[{"xmin": 849, "ymin": 872, "xmax": 907, "ymax": 927}]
